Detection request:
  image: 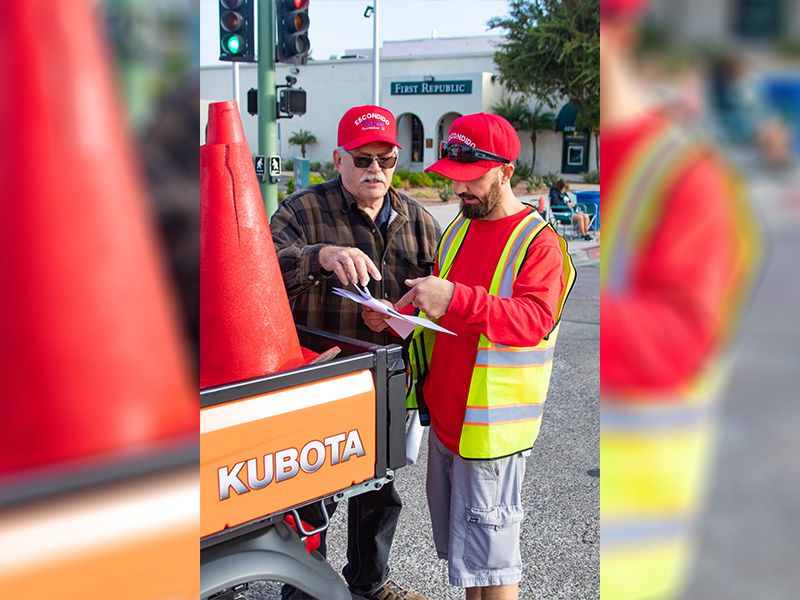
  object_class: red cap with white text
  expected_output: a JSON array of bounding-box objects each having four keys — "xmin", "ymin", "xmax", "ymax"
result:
[
  {"xmin": 337, "ymin": 105, "xmax": 402, "ymax": 151},
  {"xmin": 426, "ymin": 112, "xmax": 520, "ymax": 182}
]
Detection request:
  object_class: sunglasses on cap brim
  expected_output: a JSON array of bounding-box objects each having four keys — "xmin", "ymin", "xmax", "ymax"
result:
[
  {"xmin": 345, "ymin": 149, "xmax": 398, "ymax": 169},
  {"xmin": 439, "ymin": 142, "xmax": 511, "ymax": 164}
]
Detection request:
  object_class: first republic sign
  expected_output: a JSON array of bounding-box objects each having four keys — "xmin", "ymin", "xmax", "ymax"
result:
[{"xmin": 391, "ymin": 80, "xmax": 473, "ymax": 96}]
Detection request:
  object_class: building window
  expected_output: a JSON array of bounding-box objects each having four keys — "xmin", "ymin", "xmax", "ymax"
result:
[
  {"xmin": 734, "ymin": 0, "xmax": 784, "ymax": 39},
  {"xmin": 411, "ymin": 115, "xmax": 423, "ymax": 163}
]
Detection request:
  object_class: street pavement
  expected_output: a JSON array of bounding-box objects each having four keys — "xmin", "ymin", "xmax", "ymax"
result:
[
  {"xmin": 683, "ymin": 162, "xmax": 800, "ymax": 599},
  {"xmin": 245, "ymin": 197, "xmax": 600, "ymax": 599}
]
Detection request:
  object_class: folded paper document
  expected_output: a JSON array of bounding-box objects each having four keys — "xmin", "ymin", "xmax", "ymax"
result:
[{"xmin": 332, "ymin": 285, "xmax": 456, "ymax": 339}]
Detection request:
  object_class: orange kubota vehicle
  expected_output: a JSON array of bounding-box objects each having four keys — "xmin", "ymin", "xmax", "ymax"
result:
[{"xmin": 200, "ymin": 327, "xmax": 408, "ymax": 600}]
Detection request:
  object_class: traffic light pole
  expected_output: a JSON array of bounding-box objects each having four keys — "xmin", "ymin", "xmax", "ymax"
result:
[{"xmin": 258, "ymin": 0, "xmax": 278, "ymax": 216}]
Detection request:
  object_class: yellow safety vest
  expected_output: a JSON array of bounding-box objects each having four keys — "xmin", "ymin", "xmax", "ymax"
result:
[
  {"xmin": 600, "ymin": 121, "xmax": 762, "ymax": 600},
  {"xmin": 408, "ymin": 208, "xmax": 576, "ymax": 459}
]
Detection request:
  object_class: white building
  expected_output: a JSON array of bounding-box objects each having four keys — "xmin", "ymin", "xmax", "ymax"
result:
[{"xmin": 200, "ymin": 35, "xmax": 598, "ymax": 178}]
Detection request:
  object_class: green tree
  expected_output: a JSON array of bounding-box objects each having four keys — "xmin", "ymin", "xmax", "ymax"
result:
[
  {"xmin": 492, "ymin": 97, "xmax": 556, "ymax": 173},
  {"xmin": 490, "ymin": 0, "xmax": 599, "ymax": 113},
  {"xmin": 287, "ymin": 129, "xmax": 317, "ymax": 158}
]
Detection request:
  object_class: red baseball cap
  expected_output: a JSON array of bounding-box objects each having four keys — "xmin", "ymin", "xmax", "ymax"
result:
[
  {"xmin": 337, "ymin": 105, "xmax": 402, "ymax": 151},
  {"xmin": 425, "ymin": 112, "xmax": 520, "ymax": 182}
]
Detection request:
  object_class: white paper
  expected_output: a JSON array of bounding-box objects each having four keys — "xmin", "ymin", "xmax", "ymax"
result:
[
  {"xmin": 332, "ymin": 285, "xmax": 456, "ymax": 338},
  {"xmin": 405, "ymin": 410, "xmax": 425, "ymax": 466}
]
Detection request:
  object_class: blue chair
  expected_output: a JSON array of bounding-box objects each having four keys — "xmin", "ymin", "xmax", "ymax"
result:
[
  {"xmin": 576, "ymin": 202, "xmax": 598, "ymax": 239},
  {"xmin": 549, "ymin": 206, "xmax": 577, "ymax": 239}
]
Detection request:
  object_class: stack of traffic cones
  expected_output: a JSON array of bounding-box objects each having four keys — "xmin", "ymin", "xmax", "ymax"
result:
[{"xmin": 200, "ymin": 101, "xmax": 305, "ymax": 388}]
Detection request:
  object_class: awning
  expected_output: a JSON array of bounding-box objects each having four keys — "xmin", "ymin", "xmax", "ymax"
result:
[{"xmin": 555, "ymin": 102, "xmax": 579, "ymax": 132}]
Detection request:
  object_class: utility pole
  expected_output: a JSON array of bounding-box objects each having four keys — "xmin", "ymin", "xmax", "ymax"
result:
[
  {"xmin": 258, "ymin": 0, "xmax": 278, "ymax": 216},
  {"xmin": 232, "ymin": 62, "xmax": 240, "ymax": 106},
  {"xmin": 372, "ymin": 0, "xmax": 380, "ymax": 104}
]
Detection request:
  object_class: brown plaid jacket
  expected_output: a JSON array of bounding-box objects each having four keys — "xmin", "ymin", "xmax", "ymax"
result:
[{"xmin": 271, "ymin": 178, "xmax": 443, "ymax": 345}]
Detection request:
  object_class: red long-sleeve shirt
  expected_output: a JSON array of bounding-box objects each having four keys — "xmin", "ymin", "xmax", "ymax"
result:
[
  {"xmin": 423, "ymin": 207, "xmax": 565, "ymax": 454},
  {"xmin": 600, "ymin": 111, "xmax": 738, "ymax": 396}
]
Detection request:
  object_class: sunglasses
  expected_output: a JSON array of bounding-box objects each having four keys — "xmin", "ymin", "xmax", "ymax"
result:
[
  {"xmin": 345, "ymin": 149, "xmax": 398, "ymax": 169},
  {"xmin": 439, "ymin": 142, "xmax": 511, "ymax": 164}
]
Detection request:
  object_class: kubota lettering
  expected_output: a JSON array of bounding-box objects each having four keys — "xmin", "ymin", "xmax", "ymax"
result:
[
  {"xmin": 218, "ymin": 461, "xmax": 249, "ymax": 500},
  {"xmin": 300, "ymin": 440, "xmax": 326, "ymax": 473},
  {"xmin": 342, "ymin": 429, "xmax": 366, "ymax": 461},
  {"xmin": 218, "ymin": 429, "xmax": 367, "ymax": 500},
  {"xmin": 276, "ymin": 448, "xmax": 300, "ymax": 482},
  {"xmin": 247, "ymin": 455, "xmax": 274, "ymax": 490},
  {"xmin": 324, "ymin": 433, "xmax": 346, "ymax": 464}
]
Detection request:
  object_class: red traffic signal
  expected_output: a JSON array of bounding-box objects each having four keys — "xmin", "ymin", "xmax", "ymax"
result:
[{"xmin": 277, "ymin": 0, "xmax": 310, "ymax": 65}]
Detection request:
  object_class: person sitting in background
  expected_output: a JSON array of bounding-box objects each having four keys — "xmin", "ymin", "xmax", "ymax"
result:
[{"xmin": 549, "ymin": 178, "xmax": 592, "ymax": 240}]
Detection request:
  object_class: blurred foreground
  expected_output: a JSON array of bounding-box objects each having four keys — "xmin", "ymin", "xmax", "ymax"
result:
[
  {"xmin": 0, "ymin": 1, "xmax": 199, "ymax": 597},
  {"xmin": 600, "ymin": 0, "xmax": 799, "ymax": 598}
]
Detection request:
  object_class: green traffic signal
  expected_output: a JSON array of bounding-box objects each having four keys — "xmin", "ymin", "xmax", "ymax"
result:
[
  {"xmin": 218, "ymin": 0, "xmax": 254, "ymax": 62},
  {"xmin": 222, "ymin": 34, "xmax": 243, "ymax": 55}
]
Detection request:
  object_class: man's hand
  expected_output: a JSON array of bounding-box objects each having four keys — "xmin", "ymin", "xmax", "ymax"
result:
[
  {"xmin": 395, "ymin": 277, "xmax": 455, "ymax": 320},
  {"xmin": 318, "ymin": 246, "xmax": 382, "ymax": 286},
  {"xmin": 361, "ymin": 299, "xmax": 393, "ymax": 333}
]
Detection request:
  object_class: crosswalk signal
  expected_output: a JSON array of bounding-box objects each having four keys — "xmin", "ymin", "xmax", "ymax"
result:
[
  {"xmin": 277, "ymin": 0, "xmax": 310, "ymax": 65},
  {"xmin": 279, "ymin": 88, "xmax": 307, "ymax": 117},
  {"xmin": 219, "ymin": 0, "xmax": 255, "ymax": 62}
]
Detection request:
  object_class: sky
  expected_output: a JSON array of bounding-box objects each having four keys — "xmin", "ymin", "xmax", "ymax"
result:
[{"xmin": 201, "ymin": 0, "xmax": 508, "ymax": 66}]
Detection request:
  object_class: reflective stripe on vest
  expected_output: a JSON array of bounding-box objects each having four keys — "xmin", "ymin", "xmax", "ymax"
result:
[
  {"xmin": 475, "ymin": 346, "xmax": 555, "ymax": 367},
  {"xmin": 463, "ymin": 403, "xmax": 544, "ymax": 425}
]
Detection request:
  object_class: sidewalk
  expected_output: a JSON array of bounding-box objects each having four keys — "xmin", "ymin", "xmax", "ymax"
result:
[{"xmin": 421, "ymin": 195, "xmax": 600, "ymax": 266}]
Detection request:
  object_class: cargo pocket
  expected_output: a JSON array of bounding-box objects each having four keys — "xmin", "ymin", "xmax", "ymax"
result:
[{"xmin": 463, "ymin": 505, "xmax": 523, "ymax": 571}]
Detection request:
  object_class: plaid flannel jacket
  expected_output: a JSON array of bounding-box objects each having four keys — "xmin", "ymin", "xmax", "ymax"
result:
[{"xmin": 271, "ymin": 178, "xmax": 442, "ymax": 346}]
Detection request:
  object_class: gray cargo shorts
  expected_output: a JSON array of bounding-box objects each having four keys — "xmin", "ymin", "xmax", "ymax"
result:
[{"xmin": 426, "ymin": 429, "xmax": 527, "ymax": 588}]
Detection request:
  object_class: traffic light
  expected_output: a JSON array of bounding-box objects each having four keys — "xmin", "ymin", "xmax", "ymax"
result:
[
  {"xmin": 276, "ymin": 0, "xmax": 310, "ymax": 65},
  {"xmin": 219, "ymin": 0, "xmax": 255, "ymax": 62},
  {"xmin": 279, "ymin": 88, "xmax": 307, "ymax": 117}
]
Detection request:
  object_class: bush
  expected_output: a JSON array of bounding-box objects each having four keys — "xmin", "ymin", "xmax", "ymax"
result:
[
  {"xmin": 283, "ymin": 159, "xmax": 294, "ymax": 171},
  {"xmin": 583, "ymin": 170, "xmax": 600, "ymax": 184},
  {"xmin": 310, "ymin": 161, "xmax": 322, "ymax": 172},
  {"xmin": 278, "ymin": 190, "xmax": 287, "ymax": 203},
  {"xmin": 511, "ymin": 163, "xmax": 532, "ymax": 188},
  {"xmin": 438, "ymin": 183, "xmax": 454, "ymax": 202},
  {"xmin": 319, "ymin": 161, "xmax": 337, "ymax": 181},
  {"xmin": 391, "ymin": 174, "xmax": 403, "ymax": 188},
  {"xmin": 526, "ymin": 175, "xmax": 545, "ymax": 193},
  {"xmin": 408, "ymin": 172, "xmax": 434, "ymax": 188},
  {"xmin": 394, "ymin": 169, "xmax": 413, "ymax": 182},
  {"xmin": 542, "ymin": 171, "xmax": 560, "ymax": 188},
  {"xmin": 286, "ymin": 173, "xmax": 325, "ymax": 195}
]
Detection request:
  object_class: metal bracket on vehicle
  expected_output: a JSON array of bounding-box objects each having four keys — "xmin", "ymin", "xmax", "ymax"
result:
[{"xmin": 332, "ymin": 470, "xmax": 395, "ymax": 503}]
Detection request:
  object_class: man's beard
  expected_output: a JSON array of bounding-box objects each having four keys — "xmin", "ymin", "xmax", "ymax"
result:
[{"xmin": 459, "ymin": 178, "xmax": 502, "ymax": 220}]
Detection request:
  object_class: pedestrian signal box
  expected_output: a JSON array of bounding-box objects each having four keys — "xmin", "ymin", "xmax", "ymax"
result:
[{"xmin": 279, "ymin": 88, "xmax": 307, "ymax": 117}]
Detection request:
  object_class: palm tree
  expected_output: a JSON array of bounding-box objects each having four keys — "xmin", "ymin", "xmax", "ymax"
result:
[
  {"xmin": 288, "ymin": 129, "xmax": 317, "ymax": 158},
  {"xmin": 492, "ymin": 98, "xmax": 555, "ymax": 173},
  {"xmin": 520, "ymin": 105, "xmax": 556, "ymax": 174}
]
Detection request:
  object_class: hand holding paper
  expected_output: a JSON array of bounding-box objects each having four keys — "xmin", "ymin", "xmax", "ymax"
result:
[
  {"xmin": 332, "ymin": 285, "xmax": 455, "ymax": 339},
  {"xmin": 395, "ymin": 276, "xmax": 456, "ymax": 320}
]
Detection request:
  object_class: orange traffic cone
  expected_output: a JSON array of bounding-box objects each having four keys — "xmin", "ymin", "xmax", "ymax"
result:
[
  {"xmin": 0, "ymin": 0, "xmax": 197, "ymax": 477},
  {"xmin": 200, "ymin": 101, "xmax": 304, "ymax": 388}
]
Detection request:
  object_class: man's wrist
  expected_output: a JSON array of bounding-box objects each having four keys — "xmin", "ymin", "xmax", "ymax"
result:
[{"xmin": 308, "ymin": 244, "xmax": 334, "ymax": 280}]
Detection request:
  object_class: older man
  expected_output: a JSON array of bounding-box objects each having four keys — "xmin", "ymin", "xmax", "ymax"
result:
[
  {"xmin": 400, "ymin": 113, "xmax": 575, "ymax": 600},
  {"xmin": 271, "ymin": 105, "xmax": 440, "ymax": 600}
]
